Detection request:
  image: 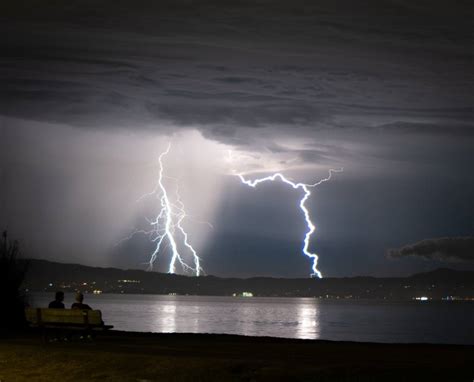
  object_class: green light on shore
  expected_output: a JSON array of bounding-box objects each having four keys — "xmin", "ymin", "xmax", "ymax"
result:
[{"xmin": 233, "ymin": 292, "xmax": 254, "ymax": 297}]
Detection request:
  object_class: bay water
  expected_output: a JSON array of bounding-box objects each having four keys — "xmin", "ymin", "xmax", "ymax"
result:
[{"xmin": 30, "ymin": 293, "xmax": 473, "ymax": 345}]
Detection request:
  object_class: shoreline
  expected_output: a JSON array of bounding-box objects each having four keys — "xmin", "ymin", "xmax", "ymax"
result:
[
  {"xmin": 1, "ymin": 330, "xmax": 472, "ymax": 381},
  {"xmin": 29, "ymin": 290, "xmax": 474, "ymax": 302}
]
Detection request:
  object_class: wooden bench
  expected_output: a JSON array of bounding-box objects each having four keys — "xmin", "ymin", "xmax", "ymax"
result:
[{"xmin": 25, "ymin": 308, "xmax": 113, "ymax": 339}]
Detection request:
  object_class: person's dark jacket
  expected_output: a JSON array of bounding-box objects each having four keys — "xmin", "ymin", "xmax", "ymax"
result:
[
  {"xmin": 48, "ymin": 300, "xmax": 65, "ymax": 309},
  {"xmin": 71, "ymin": 303, "xmax": 92, "ymax": 310}
]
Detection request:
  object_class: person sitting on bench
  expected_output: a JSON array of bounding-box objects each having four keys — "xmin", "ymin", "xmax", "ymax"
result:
[
  {"xmin": 48, "ymin": 291, "xmax": 65, "ymax": 309},
  {"xmin": 71, "ymin": 292, "xmax": 92, "ymax": 310}
]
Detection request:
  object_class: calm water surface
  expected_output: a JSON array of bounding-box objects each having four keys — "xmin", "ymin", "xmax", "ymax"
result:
[{"xmin": 31, "ymin": 293, "xmax": 474, "ymax": 345}]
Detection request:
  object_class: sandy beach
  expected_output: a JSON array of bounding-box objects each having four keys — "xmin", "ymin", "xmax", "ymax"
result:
[{"xmin": 0, "ymin": 330, "xmax": 472, "ymax": 381}]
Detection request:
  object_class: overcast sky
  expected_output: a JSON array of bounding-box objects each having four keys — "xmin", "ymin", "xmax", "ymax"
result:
[{"xmin": 1, "ymin": 0, "xmax": 473, "ymax": 277}]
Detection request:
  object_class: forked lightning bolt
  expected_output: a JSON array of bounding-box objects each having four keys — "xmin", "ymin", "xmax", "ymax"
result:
[
  {"xmin": 123, "ymin": 143, "xmax": 203, "ymax": 276},
  {"xmin": 237, "ymin": 168, "xmax": 342, "ymax": 278}
]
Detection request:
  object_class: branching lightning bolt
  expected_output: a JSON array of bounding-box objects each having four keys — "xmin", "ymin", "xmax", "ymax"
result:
[
  {"xmin": 122, "ymin": 143, "xmax": 203, "ymax": 276},
  {"xmin": 237, "ymin": 168, "xmax": 342, "ymax": 278}
]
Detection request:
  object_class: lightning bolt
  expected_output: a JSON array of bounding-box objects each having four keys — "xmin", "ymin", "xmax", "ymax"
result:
[
  {"xmin": 123, "ymin": 143, "xmax": 203, "ymax": 276},
  {"xmin": 237, "ymin": 168, "xmax": 342, "ymax": 278}
]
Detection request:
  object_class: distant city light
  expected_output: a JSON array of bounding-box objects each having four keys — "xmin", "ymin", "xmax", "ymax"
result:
[
  {"xmin": 233, "ymin": 292, "xmax": 254, "ymax": 297},
  {"xmin": 415, "ymin": 296, "xmax": 429, "ymax": 301}
]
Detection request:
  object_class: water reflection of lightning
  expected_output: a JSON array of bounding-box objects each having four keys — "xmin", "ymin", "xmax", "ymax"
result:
[
  {"xmin": 124, "ymin": 143, "xmax": 203, "ymax": 276},
  {"xmin": 237, "ymin": 168, "xmax": 342, "ymax": 278}
]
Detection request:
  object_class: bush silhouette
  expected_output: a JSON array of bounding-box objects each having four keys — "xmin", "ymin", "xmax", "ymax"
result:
[{"xmin": 0, "ymin": 231, "xmax": 28, "ymax": 330}]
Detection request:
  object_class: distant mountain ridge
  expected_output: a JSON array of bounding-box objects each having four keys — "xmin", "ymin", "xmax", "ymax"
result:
[
  {"xmin": 22, "ymin": 259, "xmax": 474, "ymax": 300},
  {"xmin": 409, "ymin": 267, "xmax": 474, "ymax": 282},
  {"xmin": 24, "ymin": 258, "xmax": 473, "ymax": 280}
]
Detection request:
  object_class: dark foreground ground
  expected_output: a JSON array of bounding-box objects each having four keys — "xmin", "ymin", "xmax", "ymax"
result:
[{"xmin": 0, "ymin": 330, "xmax": 472, "ymax": 381}]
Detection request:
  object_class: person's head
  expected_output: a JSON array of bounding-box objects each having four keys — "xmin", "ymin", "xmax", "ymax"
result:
[
  {"xmin": 55, "ymin": 291, "xmax": 64, "ymax": 302},
  {"xmin": 75, "ymin": 292, "xmax": 84, "ymax": 303}
]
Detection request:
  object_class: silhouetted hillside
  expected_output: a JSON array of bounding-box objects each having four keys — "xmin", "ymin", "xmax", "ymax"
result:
[
  {"xmin": 23, "ymin": 259, "xmax": 474, "ymax": 300},
  {"xmin": 410, "ymin": 267, "xmax": 474, "ymax": 283}
]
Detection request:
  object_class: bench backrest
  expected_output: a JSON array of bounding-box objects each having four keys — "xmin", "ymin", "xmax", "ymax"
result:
[{"xmin": 25, "ymin": 308, "xmax": 103, "ymax": 326}]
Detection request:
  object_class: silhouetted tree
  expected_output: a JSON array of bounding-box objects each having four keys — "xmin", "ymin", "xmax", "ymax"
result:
[{"xmin": 0, "ymin": 231, "xmax": 28, "ymax": 330}]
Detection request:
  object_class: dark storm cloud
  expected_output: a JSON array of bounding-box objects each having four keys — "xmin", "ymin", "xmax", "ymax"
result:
[
  {"xmin": 1, "ymin": 0, "xmax": 472, "ymax": 144},
  {"xmin": 371, "ymin": 121, "xmax": 474, "ymax": 137},
  {"xmin": 1, "ymin": 0, "xmax": 474, "ymax": 277},
  {"xmin": 388, "ymin": 237, "xmax": 474, "ymax": 263}
]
